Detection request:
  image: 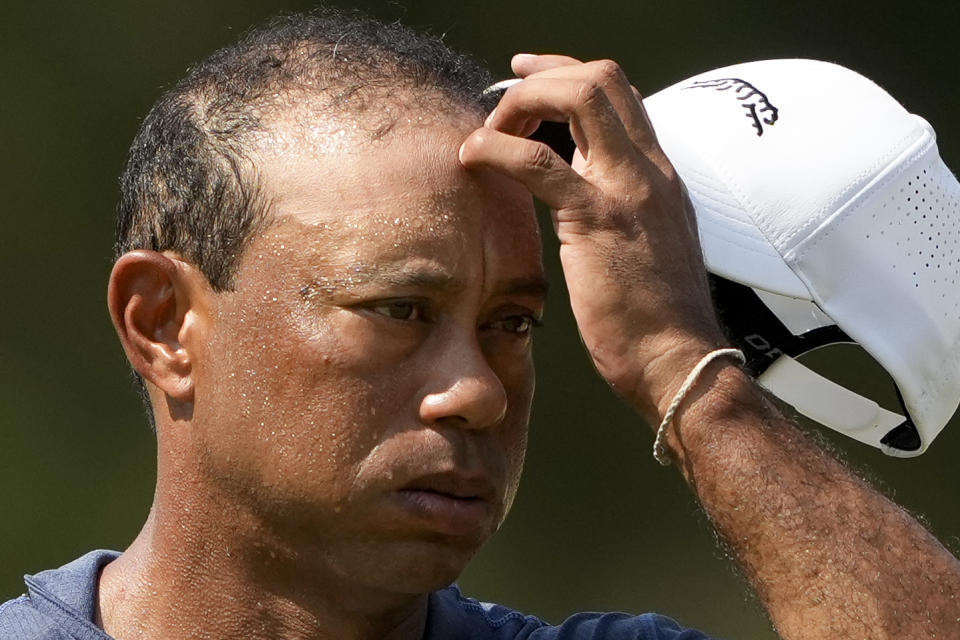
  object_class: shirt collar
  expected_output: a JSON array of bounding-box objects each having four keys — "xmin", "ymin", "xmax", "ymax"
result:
[{"xmin": 24, "ymin": 549, "xmax": 120, "ymax": 640}]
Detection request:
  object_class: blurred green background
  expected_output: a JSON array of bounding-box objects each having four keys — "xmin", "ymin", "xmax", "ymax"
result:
[{"xmin": 2, "ymin": 1, "xmax": 959, "ymax": 638}]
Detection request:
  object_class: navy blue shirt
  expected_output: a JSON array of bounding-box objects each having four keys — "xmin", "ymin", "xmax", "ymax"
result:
[{"xmin": 1, "ymin": 551, "xmax": 716, "ymax": 639}]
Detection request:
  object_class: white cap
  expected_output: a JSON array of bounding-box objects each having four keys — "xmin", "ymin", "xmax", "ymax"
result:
[{"xmin": 643, "ymin": 59, "xmax": 960, "ymax": 456}]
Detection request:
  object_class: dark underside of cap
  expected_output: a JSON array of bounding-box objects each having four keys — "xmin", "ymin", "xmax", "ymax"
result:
[
  {"xmin": 882, "ymin": 390, "xmax": 922, "ymax": 451},
  {"xmin": 709, "ymin": 275, "xmax": 921, "ymax": 453}
]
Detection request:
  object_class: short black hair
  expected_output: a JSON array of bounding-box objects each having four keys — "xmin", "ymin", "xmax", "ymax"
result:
[
  {"xmin": 116, "ymin": 6, "xmax": 496, "ymax": 289},
  {"xmin": 115, "ymin": 6, "xmax": 497, "ymax": 426}
]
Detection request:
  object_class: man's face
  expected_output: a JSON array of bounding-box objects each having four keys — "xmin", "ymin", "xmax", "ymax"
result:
[{"xmin": 189, "ymin": 113, "xmax": 544, "ymax": 593}]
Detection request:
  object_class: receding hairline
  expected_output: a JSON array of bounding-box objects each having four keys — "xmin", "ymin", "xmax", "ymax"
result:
[
  {"xmin": 115, "ymin": 7, "xmax": 500, "ymax": 429},
  {"xmin": 206, "ymin": 80, "xmax": 488, "ymax": 163},
  {"xmin": 228, "ymin": 88, "xmax": 490, "ymax": 247}
]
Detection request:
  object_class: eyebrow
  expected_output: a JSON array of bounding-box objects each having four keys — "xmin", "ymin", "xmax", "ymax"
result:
[
  {"xmin": 377, "ymin": 271, "xmax": 548, "ymax": 301},
  {"xmin": 494, "ymin": 275, "xmax": 550, "ymax": 299},
  {"xmin": 300, "ymin": 264, "xmax": 463, "ymax": 299},
  {"xmin": 374, "ymin": 267, "xmax": 462, "ymax": 292},
  {"xmin": 302, "ymin": 265, "xmax": 549, "ymax": 301}
]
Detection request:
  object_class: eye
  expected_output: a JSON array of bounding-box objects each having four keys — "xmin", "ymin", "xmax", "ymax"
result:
[
  {"xmin": 488, "ymin": 314, "xmax": 541, "ymax": 336},
  {"xmin": 368, "ymin": 301, "xmax": 423, "ymax": 321}
]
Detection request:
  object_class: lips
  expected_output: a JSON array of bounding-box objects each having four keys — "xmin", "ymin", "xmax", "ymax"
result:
[
  {"xmin": 401, "ymin": 472, "xmax": 497, "ymax": 502},
  {"xmin": 391, "ymin": 471, "xmax": 498, "ymax": 537}
]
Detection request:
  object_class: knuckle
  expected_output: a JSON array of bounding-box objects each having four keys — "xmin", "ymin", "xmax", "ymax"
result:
[
  {"xmin": 573, "ymin": 79, "xmax": 605, "ymax": 110},
  {"xmin": 592, "ymin": 59, "xmax": 626, "ymax": 85},
  {"xmin": 523, "ymin": 142, "xmax": 555, "ymax": 171}
]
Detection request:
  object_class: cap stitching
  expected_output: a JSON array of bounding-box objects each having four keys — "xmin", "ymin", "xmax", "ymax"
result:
[
  {"xmin": 791, "ymin": 133, "xmax": 938, "ymax": 260},
  {"xmin": 674, "ymin": 139, "xmax": 783, "ymax": 253}
]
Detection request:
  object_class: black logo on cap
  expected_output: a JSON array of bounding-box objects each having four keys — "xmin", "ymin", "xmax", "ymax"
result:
[{"xmin": 684, "ymin": 78, "xmax": 779, "ymax": 136}]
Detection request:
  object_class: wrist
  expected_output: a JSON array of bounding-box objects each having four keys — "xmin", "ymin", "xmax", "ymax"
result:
[
  {"xmin": 630, "ymin": 331, "xmax": 729, "ymax": 424},
  {"xmin": 662, "ymin": 362, "xmax": 761, "ymax": 466},
  {"xmin": 652, "ymin": 348, "xmax": 747, "ymax": 465}
]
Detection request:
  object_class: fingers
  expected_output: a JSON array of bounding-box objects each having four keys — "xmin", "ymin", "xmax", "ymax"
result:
[
  {"xmin": 471, "ymin": 53, "xmax": 675, "ymax": 212},
  {"xmin": 497, "ymin": 55, "xmax": 661, "ymax": 161},
  {"xmin": 459, "ymin": 127, "xmax": 594, "ymax": 211},
  {"xmin": 511, "ymin": 53, "xmax": 582, "ymax": 77},
  {"xmin": 521, "ymin": 59, "xmax": 658, "ymax": 154},
  {"xmin": 487, "ymin": 76, "xmax": 635, "ymax": 165}
]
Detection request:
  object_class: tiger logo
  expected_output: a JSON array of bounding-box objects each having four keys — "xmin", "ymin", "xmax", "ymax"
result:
[{"xmin": 684, "ymin": 78, "xmax": 779, "ymax": 136}]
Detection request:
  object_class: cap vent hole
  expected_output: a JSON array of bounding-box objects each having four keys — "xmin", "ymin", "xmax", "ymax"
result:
[{"xmin": 862, "ymin": 162, "xmax": 960, "ymax": 320}]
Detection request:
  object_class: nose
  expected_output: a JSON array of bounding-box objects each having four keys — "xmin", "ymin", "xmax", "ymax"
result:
[{"xmin": 418, "ymin": 338, "xmax": 509, "ymax": 430}]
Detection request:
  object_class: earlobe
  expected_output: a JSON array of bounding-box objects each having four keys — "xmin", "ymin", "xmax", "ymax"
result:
[{"xmin": 108, "ymin": 250, "xmax": 201, "ymax": 405}]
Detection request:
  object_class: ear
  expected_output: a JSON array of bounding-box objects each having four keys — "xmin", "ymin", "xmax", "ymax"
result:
[{"xmin": 108, "ymin": 250, "xmax": 207, "ymax": 408}]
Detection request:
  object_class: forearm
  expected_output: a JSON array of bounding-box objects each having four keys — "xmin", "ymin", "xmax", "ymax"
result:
[{"xmin": 666, "ymin": 362, "xmax": 960, "ymax": 639}]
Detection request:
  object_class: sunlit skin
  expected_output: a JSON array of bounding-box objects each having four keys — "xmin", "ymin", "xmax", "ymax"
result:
[
  {"xmin": 195, "ymin": 119, "xmax": 546, "ymax": 588},
  {"xmin": 100, "ymin": 114, "xmax": 546, "ymax": 639}
]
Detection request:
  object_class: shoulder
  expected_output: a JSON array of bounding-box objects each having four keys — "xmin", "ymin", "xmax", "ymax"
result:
[
  {"xmin": 0, "ymin": 549, "xmax": 120, "ymax": 640},
  {"xmin": 426, "ymin": 586, "xmax": 718, "ymax": 640},
  {"xmin": 424, "ymin": 585, "xmax": 544, "ymax": 639},
  {"xmin": 0, "ymin": 594, "xmax": 71, "ymax": 640}
]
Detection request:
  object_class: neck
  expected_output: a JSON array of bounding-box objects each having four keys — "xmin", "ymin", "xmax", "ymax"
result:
[{"xmin": 97, "ymin": 451, "xmax": 428, "ymax": 640}]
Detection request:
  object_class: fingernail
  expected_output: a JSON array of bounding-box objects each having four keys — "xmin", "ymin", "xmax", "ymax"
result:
[
  {"xmin": 458, "ymin": 142, "xmax": 467, "ymax": 164},
  {"xmin": 484, "ymin": 107, "xmax": 497, "ymax": 128},
  {"xmin": 514, "ymin": 53, "xmax": 536, "ymax": 61}
]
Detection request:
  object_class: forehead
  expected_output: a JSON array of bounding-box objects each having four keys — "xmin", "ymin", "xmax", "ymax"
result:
[{"xmin": 247, "ymin": 117, "xmax": 542, "ymax": 281}]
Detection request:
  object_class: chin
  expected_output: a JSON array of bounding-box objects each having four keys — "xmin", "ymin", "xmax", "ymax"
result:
[
  {"xmin": 337, "ymin": 534, "xmax": 486, "ymax": 596},
  {"xmin": 390, "ymin": 537, "xmax": 485, "ymax": 593}
]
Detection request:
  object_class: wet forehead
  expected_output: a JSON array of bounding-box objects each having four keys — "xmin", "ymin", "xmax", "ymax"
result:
[
  {"xmin": 260, "ymin": 118, "xmax": 484, "ymax": 219},
  {"xmin": 247, "ymin": 120, "xmax": 542, "ymax": 293},
  {"xmin": 262, "ymin": 150, "xmax": 482, "ymax": 272}
]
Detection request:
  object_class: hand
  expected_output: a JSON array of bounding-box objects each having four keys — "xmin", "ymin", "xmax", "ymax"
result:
[
  {"xmin": 463, "ymin": 57, "xmax": 960, "ymax": 640},
  {"xmin": 460, "ymin": 54, "xmax": 728, "ymax": 424}
]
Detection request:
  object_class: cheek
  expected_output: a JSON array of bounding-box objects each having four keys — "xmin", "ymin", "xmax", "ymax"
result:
[
  {"xmin": 492, "ymin": 347, "xmax": 535, "ymax": 504},
  {"xmin": 485, "ymin": 336, "xmax": 536, "ymax": 410},
  {"xmin": 496, "ymin": 414, "xmax": 530, "ymax": 523},
  {"xmin": 193, "ymin": 297, "xmax": 419, "ymax": 506}
]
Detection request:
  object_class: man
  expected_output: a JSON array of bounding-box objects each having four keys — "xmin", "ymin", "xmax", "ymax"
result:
[{"xmin": 2, "ymin": 8, "xmax": 958, "ymax": 639}]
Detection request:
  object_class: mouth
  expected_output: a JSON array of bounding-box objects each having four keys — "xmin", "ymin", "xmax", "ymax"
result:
[{"xmin": 391, "ymin": 472, "xmax": 497, "ymax": 537}]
